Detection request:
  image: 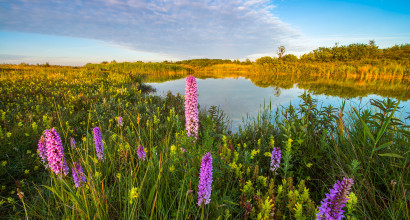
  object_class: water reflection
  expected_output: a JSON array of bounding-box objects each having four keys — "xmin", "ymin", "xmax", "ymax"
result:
[{"xmin": 147, "ymin": 76, "xmax": 410, "ymax": 131}]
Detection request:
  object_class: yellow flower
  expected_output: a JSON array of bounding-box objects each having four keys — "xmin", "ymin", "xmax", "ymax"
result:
[
  {"xmin": 1, "ymin": 161, "xmax": 6, "ymax": 166},
  {"xmin": 264, "ymin": 152, "xmax": 272, "ymax": 157},
  {"xmin": 116, "ymin": 173, "xmax": 121, "ymax": 180},
  {"xmin": 170, "ymin": 145, "xmax": 176, "ymax": 156},
  {"xmin": 24, "ymin": 170, "xmax": 30, "ymax": 174},
  {"xmin": 250, "ymin": 149, "xmax": 260, "ymax": 159},
  {"xmin": 129, "ymin": 187, "xmax": 139, "ymax": 204},
  {"xmin": 26, "ymin": 150, "xmax": 32, "ymax": 154}
]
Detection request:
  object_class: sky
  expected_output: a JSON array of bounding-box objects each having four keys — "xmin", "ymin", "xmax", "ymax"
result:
[{"xmin": 0, "ymin": 0, "xmax": 409, "ymax": 66}]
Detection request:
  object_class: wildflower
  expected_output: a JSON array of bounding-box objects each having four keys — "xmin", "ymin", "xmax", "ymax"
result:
[
  {"xmin": 70, "ymin": 137, "xmax": 76, "ymax": 149},
  {"xmin": 117, "ymin": 116, "xmax": 123, "ymax": 127},
  {"xmin": 24, "ymin": 170, "xmax": 29, "ymax": 174},
  {"xmin": 137, "ymin": 145, "xmax": 146, "ymax": 161},
  {"xmin": 1, "ymin": 161, "xmax": 6, "ymax": 166},
  {"xmin": 93, "ymin": 127, "xmax": 104, "ymax": 161},
  {"xmin": 185, "ymin": 75, "xmax": 199, "ymax": 139},
  {"xmin": 45, "ymin": 128, "xmax": 69, "ymax": 176},
  {"xmin": 129, "ymin": 187, "xmax": 139, "ymax": 204},
  {"xmin": 317, "ymin": 177, "xmax": 354, "ymax": 220},
  {"xmin": 197, "ymin": 152, "xmax": 213, "ymax": 206},
  {"xmin": 38, "ymin": 133, "xmax": 48, "ymax": 165},
  {"xmin": 72, "ymin": 162, "xmax": 86, "ymax": 188},
  {"xmin": 270, "ymin": 147, "xmax": 281, "ymax": 174},
  {"xmin": 170, "ymin": 145, "xmax": 176, "ymax": 156},
  {"xmin": 180, "ymin": 147, "xmax": 186, "ymax": 153}
]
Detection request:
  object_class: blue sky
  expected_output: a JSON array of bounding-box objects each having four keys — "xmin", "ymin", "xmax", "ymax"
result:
[{"xmin": 0, "ymin": 0, "xmax": 409, "ymax": 65}]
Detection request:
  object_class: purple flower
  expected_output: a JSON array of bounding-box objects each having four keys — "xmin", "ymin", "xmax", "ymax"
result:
[
  {"xmin": 45, "ymin": 128, "xmax": 69, "ymax": 176},
  {"xmin": 72, "ymin": 162, "xmax": 86, "ymax": 188},
  {"xmin": 185, "ymin": 75, "xmax": 199, "ymax": 139},
  {"xmin": 38, "ymin": 132, "xmax": 48, "ymax": 165},
  {"xmin": 197, "ymin": 152, "xmax": 213, "ymax": 206},
  {"xmin": 93, "ymin": 127, "xmax": 104, "ymax": 161},
  {"xmin": 117, "ymin": 116, "xmax": 123, "ymax": 127},
  {"xmin": 70, "ymin": 137, "xmax": 76, "ymax": 149},
  {"xmin": 180, "ymin": 147, "xmax": 186, "ymax": 153},
  {"xmin": 270, "ymin": 147, "xmax": 281, "ymax": 174},
  {"xmin": 317, "ymin": 177, "xmax": 354, "ymax": 220},
  {"xmin": 137, "ymin": 145, "xmax": 146, "ymax": 161}
]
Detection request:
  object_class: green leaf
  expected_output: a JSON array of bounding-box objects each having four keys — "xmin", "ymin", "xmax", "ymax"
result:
[
  {"xmin": 374, "ymin": 141, "xmax": 394, "ymax": 151},
  {"xmin": 353, "ymin": 108, "xmax": 375, "ymax": 144},
  {"xmin": 374, "ymin": 98, "xmax": 401, "ymax": 145}
]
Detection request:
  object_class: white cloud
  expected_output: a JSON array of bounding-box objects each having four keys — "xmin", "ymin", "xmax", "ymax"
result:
[{"xmin": 0, "ymin": 0, "xmax": 301, "ymax": 58}]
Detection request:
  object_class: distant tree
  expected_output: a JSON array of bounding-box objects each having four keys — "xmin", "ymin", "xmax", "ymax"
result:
[
  {"xmin": 282, "ymin": 54, "xmax": 298, "ymax": 62},
  {"xmin": 256, "ymin": 56, "xmax": 276, "ymax": 65},
  {"xmin": 277, "ymin": 45, "xmax": 286, "ymax": 58},
  {"xmin": 243, "ymin": 58, "xmax": 252, "ymax": 65},
  {"xmin": 101, "ymin": 61, "xmax": 108, "ymax": 64}
]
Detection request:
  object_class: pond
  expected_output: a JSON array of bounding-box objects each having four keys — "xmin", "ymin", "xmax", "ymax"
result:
[{"xmin": 147, "ymin": 76, "xmax": 410, "ymax": 131}]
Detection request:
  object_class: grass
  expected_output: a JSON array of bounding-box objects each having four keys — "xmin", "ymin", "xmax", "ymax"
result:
[{"xmin": 0, "ymin": 64, "xmax": 409, "ymax": 219}]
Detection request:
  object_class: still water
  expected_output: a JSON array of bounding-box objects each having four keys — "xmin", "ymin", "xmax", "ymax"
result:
[{"xmin": 147, "ymin": 76, "xmax": 410, "ymax": 131}]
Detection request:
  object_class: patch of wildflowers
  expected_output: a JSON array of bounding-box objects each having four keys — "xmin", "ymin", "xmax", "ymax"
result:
[
  {"xmin": 72, "ymin": 162, "xmax": 86, "ymax": 188},
  {"xmin": 270, "ymin": 147, "xmax": 281, "ymax": 174},
  {"xmin": 184, "ymin": 75, "xmax": 199, "ymax": 139},
  {"xmin": 317, "ymin": 177, "xmax": 354, "ymax": 220},
  {"xmin": 93, "ymin": 127, "xmax": 104, "ymax": 161},
  {"xmin": 198, "ymin": 152, "xmax": 213, "ymax": 206},
  {"xmin": 38, "ymin": 133, "xmax": 48, "ymax": 165},
  {"xmin": 137, "ymin": 145, "xmax": 146, "ymax": 161},
  {"xmin": 45, "ymin": 128, "xmax": 69, "ymax": 176}
]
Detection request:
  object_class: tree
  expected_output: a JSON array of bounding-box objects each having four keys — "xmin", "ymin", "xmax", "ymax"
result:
[{"xmin": 277, "ymin": 45, "xmax": 286, "ymax": 58}]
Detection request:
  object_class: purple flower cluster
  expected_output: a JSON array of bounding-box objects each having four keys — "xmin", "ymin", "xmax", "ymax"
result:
[
  {"xmin": 270, "ymin": 147, "xmax": 281, "ymax": 174},
  {"xmin": 317, "ymin": 177, "xmax": 354, "ymax": 220},
  {"xmin": 197, "ymin": 152, "xmax": 213, "ymax": 206},
  {"xmin": 117, "ymin": 116, "xmax": 123, "ymax": 127},
  {"xmin": 38, "ymin": 134, "xmax": 48, "ymax": 165},
  {"xmin": 70, "ymin": 137, "xmax": 76, "ymax": 149},
  {"xmin": 72, "ymin": 162, "xmax": 86, "ymax": 188},
  {"xmin": 45, "ymin": 128, "xmax": 69, "ymax": 176},
  {"xmin": 185, "ymin": 75, "xmax": 199, "ymax": 139},
  {"xmin": 93, "ymin": 127, "xmax": 104, "ymax": 161},
  {"xmin": 137, "ymin": 145, "xmax": 146, "ymax": 161}
]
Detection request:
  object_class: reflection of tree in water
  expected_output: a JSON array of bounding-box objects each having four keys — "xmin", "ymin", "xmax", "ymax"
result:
[{"xmin": 273, "ymin": 86, "xmax": 281, "ymax": 97}]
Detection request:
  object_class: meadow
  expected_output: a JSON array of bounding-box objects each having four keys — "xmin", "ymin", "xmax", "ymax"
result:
[{"xmin": 0, "ymin": 43, "xmax": 409, "ymax": 219}]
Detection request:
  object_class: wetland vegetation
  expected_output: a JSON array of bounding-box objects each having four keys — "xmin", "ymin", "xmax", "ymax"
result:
[{"xmin": 0, "ymin": 42, "xmax": 409, "ymax": 219}]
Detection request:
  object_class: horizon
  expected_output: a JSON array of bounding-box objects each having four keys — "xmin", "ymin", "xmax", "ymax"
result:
[{"xmin": 1, "ymin": 0, "xmax": 410, "ymax": 66}]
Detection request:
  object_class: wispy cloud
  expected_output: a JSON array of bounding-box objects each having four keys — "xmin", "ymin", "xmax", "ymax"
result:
[{"xmin": 0, "ymin": 0, "xmax": 300, "ymax": 58}]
